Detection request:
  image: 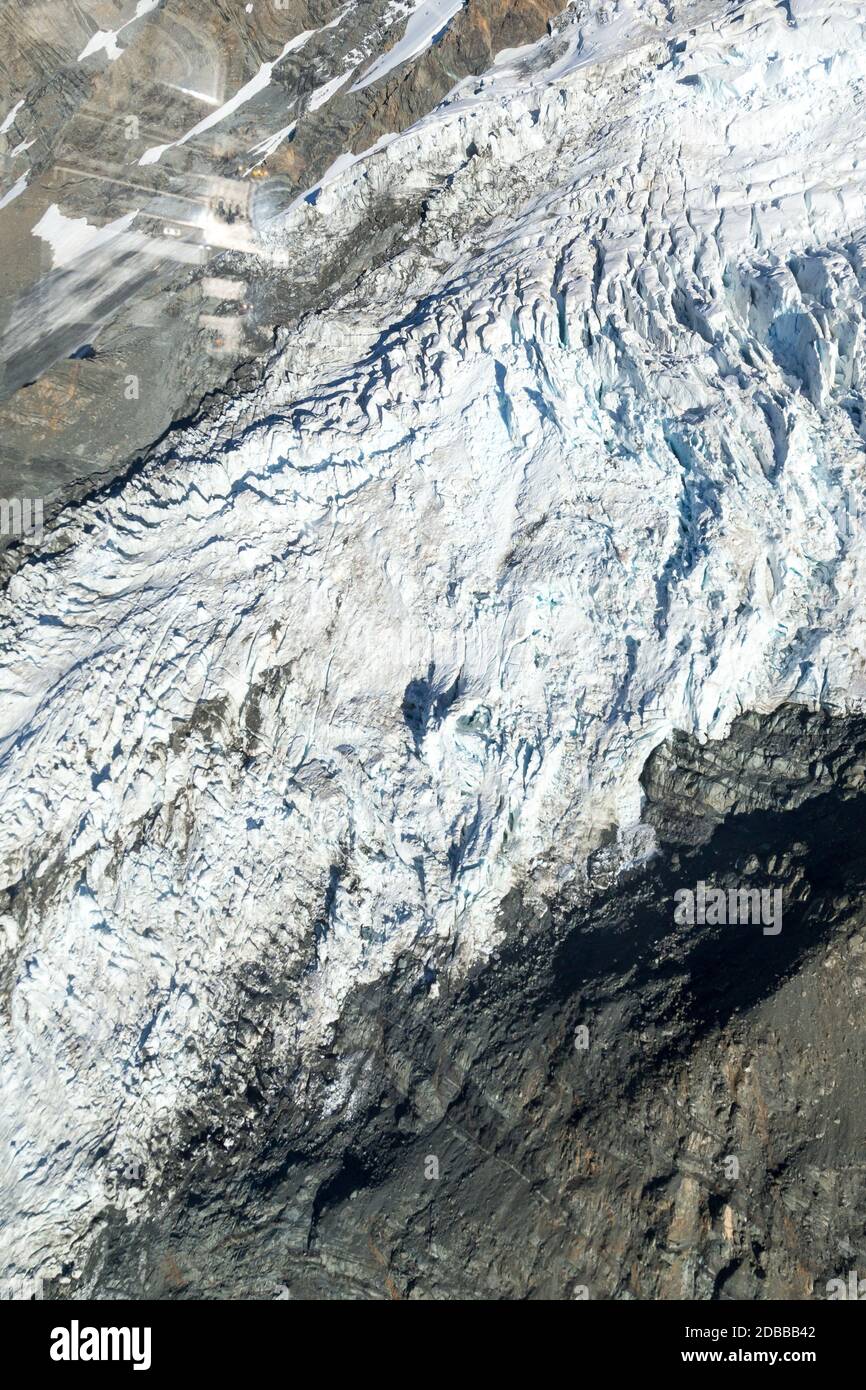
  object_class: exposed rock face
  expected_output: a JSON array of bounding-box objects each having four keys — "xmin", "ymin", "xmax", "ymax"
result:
[
  {"xmin": 0, "ymin": 0, "xmax": 561, "ymax": 510},
  {"xmin": 31, "ymin": 704, "xmax": 866, "ymax": 1300},
  {"xmin": 2, "ymin": 0, "xmax": 866, "ymax": 1300}
]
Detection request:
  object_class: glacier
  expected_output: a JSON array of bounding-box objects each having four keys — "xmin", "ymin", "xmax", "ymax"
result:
[{"xmin": 1, "ymin": 0, "xmax": 866, "ymax": 1294}]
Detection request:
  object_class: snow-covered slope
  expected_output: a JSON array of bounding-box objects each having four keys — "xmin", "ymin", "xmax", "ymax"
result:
[{"xmin": 2, "ymin": 0, "xmax": 866, "ymax": 1288}]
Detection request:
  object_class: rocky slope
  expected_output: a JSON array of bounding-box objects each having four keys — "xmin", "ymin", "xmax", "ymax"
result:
[
  {"xmin": 0, "ymin": 0, "xmax": 561, "ymax": 508},
  {"xmin": 1, "ymin": 0, "xmax": 866, "ymax": 1299}
]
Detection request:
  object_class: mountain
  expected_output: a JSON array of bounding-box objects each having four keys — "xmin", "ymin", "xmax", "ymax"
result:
[{"xmin": 1, "ymin": 0, "xmax": 866, "ymax": 1299}]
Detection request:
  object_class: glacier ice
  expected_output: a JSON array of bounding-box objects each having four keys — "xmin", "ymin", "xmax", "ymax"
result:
[{"xmin": 2, "ymin": 0, "xmax": 866, "ymax": 1286}]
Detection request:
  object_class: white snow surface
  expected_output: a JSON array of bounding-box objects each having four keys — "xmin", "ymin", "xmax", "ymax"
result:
[
  {"xmin": 0, "ymin": 171, "xmax": 28, "ymax": 211},
  {"xmin": 351, "ymin": 0, "xmax": 465, "ymax": 91},
  {"xmin": 0, "ymin": 98, "xmax": 24, "ymax": 134},
  {"xmin": 140, "ymin": 11, "xmax": 352, "ymax": 165},
  {"xmin": 3, "ymin": 0, "xmax": 866, "ymax": 1280},
  {"xmin": 78, "ymin": 0, "xmax": 160, "ymax": 63},
  {"xmin": 31, "ymin": 205, "xmax": 140, "ymax": 268}
]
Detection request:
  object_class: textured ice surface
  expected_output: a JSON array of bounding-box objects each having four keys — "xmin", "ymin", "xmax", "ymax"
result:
[{"xmin": 2, "ymin": 0, "xmax": 866, "ymax": 1284}]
